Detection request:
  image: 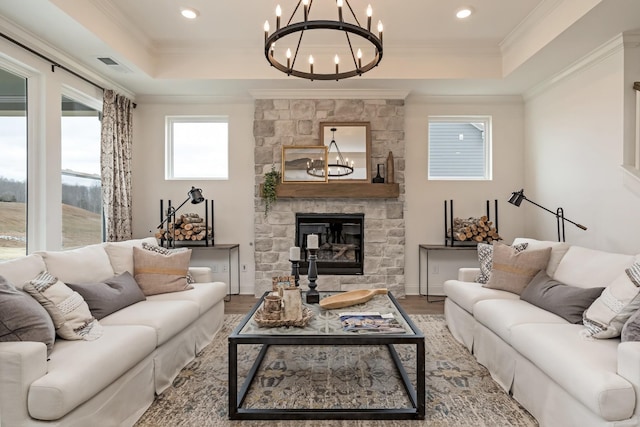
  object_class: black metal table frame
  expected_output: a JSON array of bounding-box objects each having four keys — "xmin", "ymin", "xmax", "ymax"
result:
[{"xmin": 228, "ymin": 291, "xmax": 425, "ymax": 420}]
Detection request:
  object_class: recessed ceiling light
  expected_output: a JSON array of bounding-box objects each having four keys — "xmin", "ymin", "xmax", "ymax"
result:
[
  {"xmin": 181, "ymin": 8, "xmax": 199, "ymax": 19},
  {"xmin": 456, "ymin": 7, "xmax": 473, "ymax": 19}
]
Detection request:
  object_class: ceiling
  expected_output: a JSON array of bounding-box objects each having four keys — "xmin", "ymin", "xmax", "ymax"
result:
[{"xmin": 1, "ymin": 0, "xmax": 639, "ymax": 100}]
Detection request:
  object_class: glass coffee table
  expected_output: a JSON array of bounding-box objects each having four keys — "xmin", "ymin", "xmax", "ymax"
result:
[{"xmin": 228, "ymin": 291, "xmax": 425, "ymax": 420}]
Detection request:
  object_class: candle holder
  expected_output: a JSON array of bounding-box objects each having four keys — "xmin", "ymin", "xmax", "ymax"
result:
[
  {"xmin": 306, "ymin": 248, "xmax": 320, "ymax": 304},
  {"xmin": 289, "ymin": 259, "xmax": 300, "ymax": 287}
]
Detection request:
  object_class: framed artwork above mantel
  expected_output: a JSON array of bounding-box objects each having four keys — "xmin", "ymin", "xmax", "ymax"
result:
[{"xmin": 319, "ymin": 121, "xmax": 371, "ymax": 182}]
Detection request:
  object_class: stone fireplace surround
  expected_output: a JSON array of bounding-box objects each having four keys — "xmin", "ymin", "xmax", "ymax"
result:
[{"xmin": 253, "ymin": 98, "xmax": 406, "ymax": 297}]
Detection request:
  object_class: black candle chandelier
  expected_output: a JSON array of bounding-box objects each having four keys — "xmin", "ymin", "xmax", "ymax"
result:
[
  {"xmin": 263, "ymin": 0, "xmax": 384, "ymax": 81},
  {"xmin": 307, "ymin": 127, "xmax": 354, "ymax": 177}
]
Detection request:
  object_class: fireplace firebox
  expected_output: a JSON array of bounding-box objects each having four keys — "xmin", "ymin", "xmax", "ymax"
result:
[{"xmin": 295, "ymin": 213, "xmax": 364, "ymax": 275}]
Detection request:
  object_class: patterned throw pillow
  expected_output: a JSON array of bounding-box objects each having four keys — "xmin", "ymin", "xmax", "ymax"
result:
[
  {"xmin": 476, "ymin": 242, "xmax": 528, "ymax": 284},
  {"xmin": 582, "ymin": 262, "xmax": 640, "ymax": 339},
  {"xmin": 23, "ymin": 271, "xmax": 103, "ymax": 341},
  {"xmin": 483, "ymin": 242, "xmax": 551, "ymax": 295},
  {"xmin": 133, "ymin": 246, "xmax": 193, "ymax": 296},
  {"xmin": 141, "ymin": 242, "xmax": 195, "ymax": 284}
]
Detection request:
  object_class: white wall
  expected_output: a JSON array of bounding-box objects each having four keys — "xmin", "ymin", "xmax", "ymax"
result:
[
  {"xmin": 404, "ymin": 96, "xmax": 526, "ymax": 294},
  {"xmin": 131, "ymin": 98, "xmax": 256, "ymax": 294},
  {"xmin": 524, "ymin": 44, "xmax": 640, "ymax": 253}
]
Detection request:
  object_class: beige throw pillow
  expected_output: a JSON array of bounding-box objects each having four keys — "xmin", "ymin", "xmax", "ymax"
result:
[
  {"xmin": 483, "ymin": 241, "xmax": 551, "ymax": 295},
  {"xmin": 133, "ymin": 246, "xmax": 193, "ymax": 296},
  {"xmin": 23, "ymin": 271, "xmax": 103, "ymax": 341}
]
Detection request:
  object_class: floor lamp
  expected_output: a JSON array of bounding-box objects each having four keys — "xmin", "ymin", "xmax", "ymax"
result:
[
  {"xmin": 507, "ymin": 189, "xmax": 587, "ymax": 242},
  {"xmin": 157, "ymin": 186, "xmax": 205, "ymax": 229}
]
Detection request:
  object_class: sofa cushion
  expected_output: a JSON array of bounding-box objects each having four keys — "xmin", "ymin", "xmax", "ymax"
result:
[
  {"xmin": 443, "ymin": 280, "xmax": 519, "ymax": 314},
  {"xmin": 484, "ymin": 242, "xmax": 551, "ymax": 295},
  {"xmin": 27, "ymin": 324, "xmax": 156, "ymax": 421},
  {"xmin": 0, "ymin": 254, "xmax": 46, "ymax": 290},
  {"xmin": 520, "ymin": 270, "xmax": 604, "ymax": 324},
  {"xmin": 582, "ymin": 262, "xmax": 640, "ymax": 339},
  {"xmin": 0, "ymin": 275, "xmax": 55, "ymax": 355},
  {"xmin": 512, "ymin": 238, "xmax": 570, "ymax": 278},
  {"xmin": 552, "ymin": 245, "xmax": 636, "ymax": 289},
  {"xmin": 66, "ymin": 272, "xmax": 147, "ymax": 320},
  {"xmin": 476, "ymin": 242, "xmax": 527, "ymax": 284},
  {"xmin": 38, "ymin": 244, "xmax": 115, "ymax": 284},
  {"xmin": 103, "ymin": 237, "xmax": 158, "ymax": 276},
  {"xmin": 147, "ymin": 282, "xmax": 227, "ymax": 315},
  {"xmin": 23, "ymin": 272, "xmax": 103, "ymax": 341},
  {"xmin": 474, "ymin": 299, "xmax": 567, "ymax": 344},
  {"xmin": 133, "ymin": 246, "xmax": 193, "ymax": 296},
  {"xmin": 510, "ymin": 323, "xmax": 635, "ymax": 421},
  {"xmin": 99, "ymin": 300, "xmax": 199, "ymax": 346}
]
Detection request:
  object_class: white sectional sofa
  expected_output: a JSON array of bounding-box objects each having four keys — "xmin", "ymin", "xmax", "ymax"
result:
[
  {"xmin": 444, "ymin": 238, "xmax": 640, "ymax": 427},
  {"xmin": 0, "ymin": 237, "xmax": 227, "ymax": 426}
]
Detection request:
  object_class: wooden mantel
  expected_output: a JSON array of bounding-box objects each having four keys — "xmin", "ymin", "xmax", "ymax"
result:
[{"xmin": 261, "ymin": 182, "xmax": 400, "ymax": 199}]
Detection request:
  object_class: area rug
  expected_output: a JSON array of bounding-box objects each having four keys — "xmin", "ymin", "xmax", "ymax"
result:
[{"xmin": 135, "ymin": 314, "xmax": 538, "ymax": 427}]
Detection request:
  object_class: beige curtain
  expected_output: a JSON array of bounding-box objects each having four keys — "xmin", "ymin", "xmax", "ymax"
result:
[{"xmin": 101, "ymin": 90, "xmax": 133, "ymax": 241}]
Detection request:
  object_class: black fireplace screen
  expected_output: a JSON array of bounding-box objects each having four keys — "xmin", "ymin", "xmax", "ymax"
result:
[{"xmin": 295, "ymin": 213, "xmax": 364, "ymax": 275}]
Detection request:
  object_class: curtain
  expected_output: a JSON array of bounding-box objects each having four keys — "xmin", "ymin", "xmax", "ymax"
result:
[{"xmin": 101, "ymin": 89, "xmax": 133, "ymax": 241}]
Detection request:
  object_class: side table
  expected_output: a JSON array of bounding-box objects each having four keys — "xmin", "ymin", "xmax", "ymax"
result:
[
  {"xmin": 190, "ymin": 244, "xmax": 240, "ymax": 302},
  {"xmin": 418, "ymin": 244, "xmax": 477, "ymax": 302}
]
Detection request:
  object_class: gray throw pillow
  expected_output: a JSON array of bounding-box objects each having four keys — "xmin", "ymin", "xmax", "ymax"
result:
[
  {"xmin": 621, "ymin": 308, "xmax": 640, "ymax": 342},
  {"xmin": 0, "ymin": 275, "xmax": 56, "ymax": 355},
  {"xmin": 67, "ymin": 272, "xmax": 146, "ymax": 320},
  {"xmin": 520, "ymin": 270, "xmax": 604, "ymax": 324}
]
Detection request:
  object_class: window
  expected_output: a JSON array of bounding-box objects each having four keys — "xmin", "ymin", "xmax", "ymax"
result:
[
  {"xmin": 0, "ymin": 68, "xmax": 27, "ymax": 260},
  {"xmin": 166, "ymin": 116, "xmax": 228, "ymax": 180},
  {"xmin": 428, "ymin": 116, "xmax": 492, "ymax": 180},
  {"xmin": 61, "ymin": 94, "xmax": 102, "ymax": 248}
]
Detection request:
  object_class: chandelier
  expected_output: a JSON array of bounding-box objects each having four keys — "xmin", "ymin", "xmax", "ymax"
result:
[
  {"xmin": 307, "ymin": 127, "xmax": 354, "ymax": 177},
  {"xmin": 263, "ymin": 0, "xmax": 383, "ymax": 81}
]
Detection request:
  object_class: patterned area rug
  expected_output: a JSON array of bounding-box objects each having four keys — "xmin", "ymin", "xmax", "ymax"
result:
[{"xmin": 135, "ymin": 314, "xmax": 538, "ymax": 427}]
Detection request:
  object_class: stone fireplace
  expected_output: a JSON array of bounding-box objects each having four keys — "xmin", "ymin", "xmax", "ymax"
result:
[
  {"xmin": 253, "ymin": 98, "xmax": 406, "ymax": 297},
  {"xmin": 296, "ymin": 213, "xmax": 364, "ymax": 275}
]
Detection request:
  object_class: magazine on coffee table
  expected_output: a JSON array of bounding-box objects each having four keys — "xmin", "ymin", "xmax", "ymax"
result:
[{"xmin": 339, "ymin": 311, "xmax": 406, "ymax": 334}]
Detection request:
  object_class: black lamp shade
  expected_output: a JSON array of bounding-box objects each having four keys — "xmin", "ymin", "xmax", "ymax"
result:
[
  {"xmin": 188, "ymin": 187, "xmax": 204, "ymax": 204},
  {"xmin": 508, "ymin": 189, "xmax": 525, "ymax": 207}
]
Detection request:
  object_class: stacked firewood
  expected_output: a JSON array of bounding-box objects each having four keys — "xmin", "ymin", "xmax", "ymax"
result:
[
  {"xmin": 155, "ymin": 213, "xmax": 212, "ymax": 242},
  {"xmin": 447, "ymin": 216, "xmax": 501, "ymax": 243}
]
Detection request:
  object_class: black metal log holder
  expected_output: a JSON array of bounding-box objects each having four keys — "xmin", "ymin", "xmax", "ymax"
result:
[
  {"xmin": 444, "ymin": 199, "xmax": 499, "ymax": 247},
  {"xmin": 159, "ymin": 199, "xmax": 215, "ymax": 248}
]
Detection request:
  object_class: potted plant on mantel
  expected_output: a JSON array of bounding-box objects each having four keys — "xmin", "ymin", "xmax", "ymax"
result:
[{"xmin": 262, "ymin": 165, "xmax": 281, "ymax": 217}]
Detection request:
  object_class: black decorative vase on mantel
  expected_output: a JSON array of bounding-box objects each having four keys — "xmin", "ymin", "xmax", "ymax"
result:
[{"xmin": 372, "ymin": 163, "xmax": 385, "ymax": 183}]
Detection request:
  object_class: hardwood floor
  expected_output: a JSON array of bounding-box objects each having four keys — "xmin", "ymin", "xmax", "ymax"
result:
[{"xmin": 224, "ymin": 294, "xmax": 444, "ymax": 315}]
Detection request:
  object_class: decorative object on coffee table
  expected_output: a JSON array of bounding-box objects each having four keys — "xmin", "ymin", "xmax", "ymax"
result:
[
  {"xmin": 289, "ymin": 246, "xmax": 300, "ymax": 287},
  {"xmin": 507, "ymin": 188, "xmax": 587, "ymax": 242},
  {"xmin": 372, "ymin": 163, "xmax": 385, "ymax": 183},
  {"xmin": 319, "ymin": 288, "xmax": 388, "ymax": 310},
  {"xmin": 306, "ymin": 234, "xmax": 320, "ymax": 304},
  {"xmin": 254, "ymin": 288, "xmax": 312, "ymax": 328},
  {"xmin": 272, "ymin": 275, "xmax": 296, "ymax": 294}
]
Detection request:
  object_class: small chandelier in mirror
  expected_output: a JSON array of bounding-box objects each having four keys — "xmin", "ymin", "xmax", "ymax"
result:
[{"xmin": 307, "ymin": 127, "xmax": 354, "ymax": 177}]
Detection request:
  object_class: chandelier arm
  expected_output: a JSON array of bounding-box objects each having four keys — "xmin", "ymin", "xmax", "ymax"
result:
[
  {"xmin": 344, "ymin": 31, "xmax": 358, "ymax": 70},
  {"xmin": 290, "ymin": 28, "xmax": 306, "ymax": 72},
  {"xmin": 344, "ymin": 0, "xmax": 362, "ymax": 27},
  {"xmin": 287, "ymin": 1, "xmax": 303, "ymax": 26}
]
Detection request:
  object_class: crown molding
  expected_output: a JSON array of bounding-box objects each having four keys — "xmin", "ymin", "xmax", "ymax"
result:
[
  {"xmin": 89, "ymin": 0, "xmax": 153, "ymax": 51},
  {"xmin": 249, "ymin": 89, "xmax": 410, "ymax": 100},
  {"xmin": 500, "ymin": 0, "xmax": 564, "ymax": 52},
  {"xmin": 135, "ymin": 94, "xmax": 254, "ymax": 105},
  {"xmin": 406, "ymin": 94, "xmax": 523, "ymax": 105},
  {"xmin": 523, "ymin": 33, "xmax": 624, "ymax": 101},
  {"xmin": 0, "ymin": 15, "xmax": 136, "ymax": 99}
]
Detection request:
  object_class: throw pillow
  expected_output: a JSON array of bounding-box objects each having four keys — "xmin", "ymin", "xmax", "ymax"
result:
[
  {"xmin": 582, "ymin": 262, "xmax": 640, "ymax": 339},
  {"xmin": 22, "ymin": 271, "xmax": 103, "ymax": 341},
  {"xmin": 483, "ymin": 241, "xmax": 552, "ymax": 295},
  {"xmin": 621, "ymin": 308, "xmax": 640, "ymax": 342},
  {"xmin": 67, "ymin": 272, "xmax": 146, "ymax": 320},
  {"xmin": 0, "ymin": 275, "xmax": 56, "ymax": 355},
  {"xmin": 520, "ymin": 270, "xmax": 604, "ymax": 324},
  {"xmin": 133, "ymin": 246, "xmax": 193, "ymax": 296},
  {"xmin": 476, "ymin": 242, "xmax": 528, "ymax": 284},
  {"xmin": 141, "ymin": 242, "xmax": 195, "ymax": 284}
]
